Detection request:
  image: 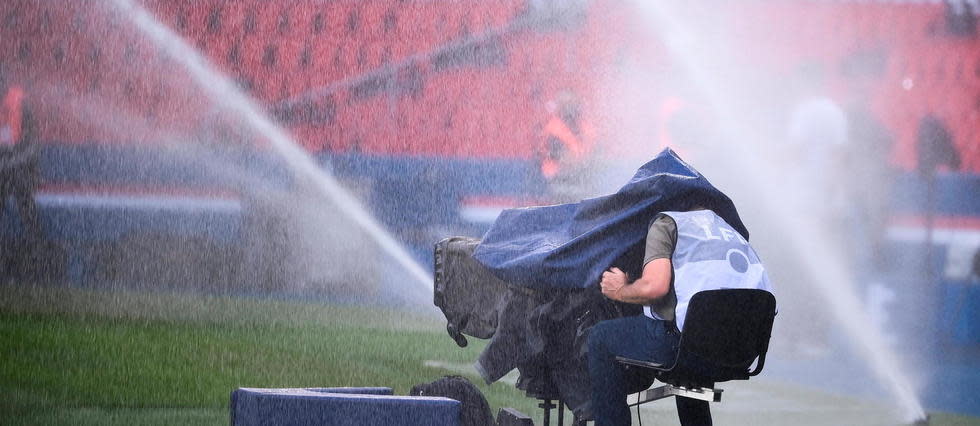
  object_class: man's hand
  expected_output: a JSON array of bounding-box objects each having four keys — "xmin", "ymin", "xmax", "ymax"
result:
[
  {"xmin": 599, "ymin": 260, "xmax": 672, "ymax": 305},
  {"xmin": 600, "ymin": 267, "xmax": 629, "ymax": 301}
]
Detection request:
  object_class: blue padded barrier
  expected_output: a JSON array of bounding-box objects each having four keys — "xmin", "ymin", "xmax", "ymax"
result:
[
  {"xmin": 891, "ymin": 172, "xmax": 980, "ymax": 216},
  {"xmin": 306, "ymin": 387, "xmax": 394, "ymax": 395},
  {"xmin": 230, "ymin": 387, "xmax": 461, "ymax": 426}
]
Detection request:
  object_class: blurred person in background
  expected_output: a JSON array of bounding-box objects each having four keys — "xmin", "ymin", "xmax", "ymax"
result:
[
  {"xmin": 839, "ymin": 48, "xmax": 896, "ymax": 279},
  {"xmin": 654, "ymin": 95, "xmax": 725, "ymax": 174},
  {"xmin": 916, "ymin": 114, "xmax": 961, "ymax": 176},
  {"xmin": 973, "ymin": 249, "xmax": 980, "ymax": 284},
  {"xmin": 774, "ymin": 61, "xmax": 846, "ymax": 357},
  {"xmin": 785, "ymin": 61, "xmax": 849, "ymax": 219},
  {"xmin": 539, "ymin": 90, "xmax": 597, "ymax": 202},
  {"xmin": 0, "ymin": 65, "xmax": 43, "ymax": 259}
]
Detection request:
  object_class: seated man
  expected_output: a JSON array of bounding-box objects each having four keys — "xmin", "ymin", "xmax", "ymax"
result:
[{"xmin": 588, "ymin": 208, "xmax": 773, "ymax": 426}]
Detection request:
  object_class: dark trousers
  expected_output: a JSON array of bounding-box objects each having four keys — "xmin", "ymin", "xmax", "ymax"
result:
[
  {"xmin": 0, "ymin": 166, "xmax": 42, "ymax": 238},
  {"xmin": 587, "ymin": 315, "xmax": 711, "ymax": 426}
]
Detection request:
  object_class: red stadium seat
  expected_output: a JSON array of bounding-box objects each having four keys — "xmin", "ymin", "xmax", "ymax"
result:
[
  {"xmin": 354, "ymin": 2, "xmax": 389, "ymax": 71},
  {"xmin": 253, "ymin": 1, "xmax": 280, "ymax": 36},
  {"xmin": 399, "ymin": 2, "xmax": 446, "ymax": 54},
  {"xmin": 201, "ymin": 1, "xmax": 246, "ymax": 72},
  {"xmin": 305, "ymin": 2, "xmax": 344, "ymax": 81},
  {"xmin": 178, "ymin": 1, "xmax": 209, "ymax": 41},
  {"xmin": 352, "ymin": 97, "xmax": 396, "ymax": 153}
]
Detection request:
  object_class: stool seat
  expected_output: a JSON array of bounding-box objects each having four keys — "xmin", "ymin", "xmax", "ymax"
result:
[{"xmin": 616, "ymin": 289, "xmax": 776, "ymax": 409}]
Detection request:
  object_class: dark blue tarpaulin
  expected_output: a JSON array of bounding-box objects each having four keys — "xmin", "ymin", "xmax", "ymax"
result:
[{"xmin": 473, "ymin": 149, "xmax": 748, "ymax": 290}]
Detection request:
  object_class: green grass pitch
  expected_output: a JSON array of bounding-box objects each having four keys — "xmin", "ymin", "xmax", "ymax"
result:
[{"xmin": 1, "ymin": 284, "xmax": 977, "ymax": 425}]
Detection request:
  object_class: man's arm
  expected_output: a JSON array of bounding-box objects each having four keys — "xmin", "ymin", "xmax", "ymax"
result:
[{"xmin": 600, "ymin": 259, "xmax": 672, "ymax": 304}]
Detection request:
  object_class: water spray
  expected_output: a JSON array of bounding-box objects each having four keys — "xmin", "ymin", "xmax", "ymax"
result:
[
  {"xmin": 909, "ymin": 414, "xmax": 930, "ymax": 425},
  {"xmin": 628, "ymin": 2, "xmax": 928, "ymax": 422},
  {"xmin": 108, "ymin": 0, "xmax": 434, "ymax": 299}
]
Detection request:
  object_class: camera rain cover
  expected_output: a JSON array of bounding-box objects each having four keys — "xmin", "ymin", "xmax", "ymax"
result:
[{"xmin": 473, "ymin": 148, "xmax": 749, "ymax": 290}]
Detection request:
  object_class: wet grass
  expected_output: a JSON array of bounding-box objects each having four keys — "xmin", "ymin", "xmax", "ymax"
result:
[
  {"xmin": 1, "ymin": 284, "xmax": 978, "ymax": 425},
  {"xmin": 0, "ymin": 284, "xmax": 540, "ymax": 425}
]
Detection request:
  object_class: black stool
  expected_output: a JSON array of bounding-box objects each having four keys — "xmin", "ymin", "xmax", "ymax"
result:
[{"xmin": 616, "ymin": 289, "xmax": 777, "ymax": 425}]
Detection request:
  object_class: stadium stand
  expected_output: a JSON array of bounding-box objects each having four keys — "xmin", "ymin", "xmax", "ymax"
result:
[{"xmin": 0, "ymin": 0, "xmax": 978, "ymax": 291}]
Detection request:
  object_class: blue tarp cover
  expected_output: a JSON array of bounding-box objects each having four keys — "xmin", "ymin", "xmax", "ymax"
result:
[{"xmin": 473, "ymin": 149, "xmax": 748, "ymax": 290}]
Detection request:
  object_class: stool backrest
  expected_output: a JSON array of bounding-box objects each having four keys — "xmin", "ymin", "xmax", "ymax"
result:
[{"xmin": 669, "ymin": 289, "xmax": 777, "ymax": 384}]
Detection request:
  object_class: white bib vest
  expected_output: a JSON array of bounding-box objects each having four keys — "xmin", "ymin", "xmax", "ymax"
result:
[{"xmin": 643, "ymin": 210, "xmax": 774, "ymax": 331}]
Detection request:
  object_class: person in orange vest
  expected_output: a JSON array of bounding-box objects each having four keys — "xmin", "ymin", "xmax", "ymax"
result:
[
  {"xmin": 539, "ymin": 91, "xmax": 596, "ymax": 202},
  {"xmin": 0, "ymin": 67, "xmax": 42, "ymax": 242}
]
